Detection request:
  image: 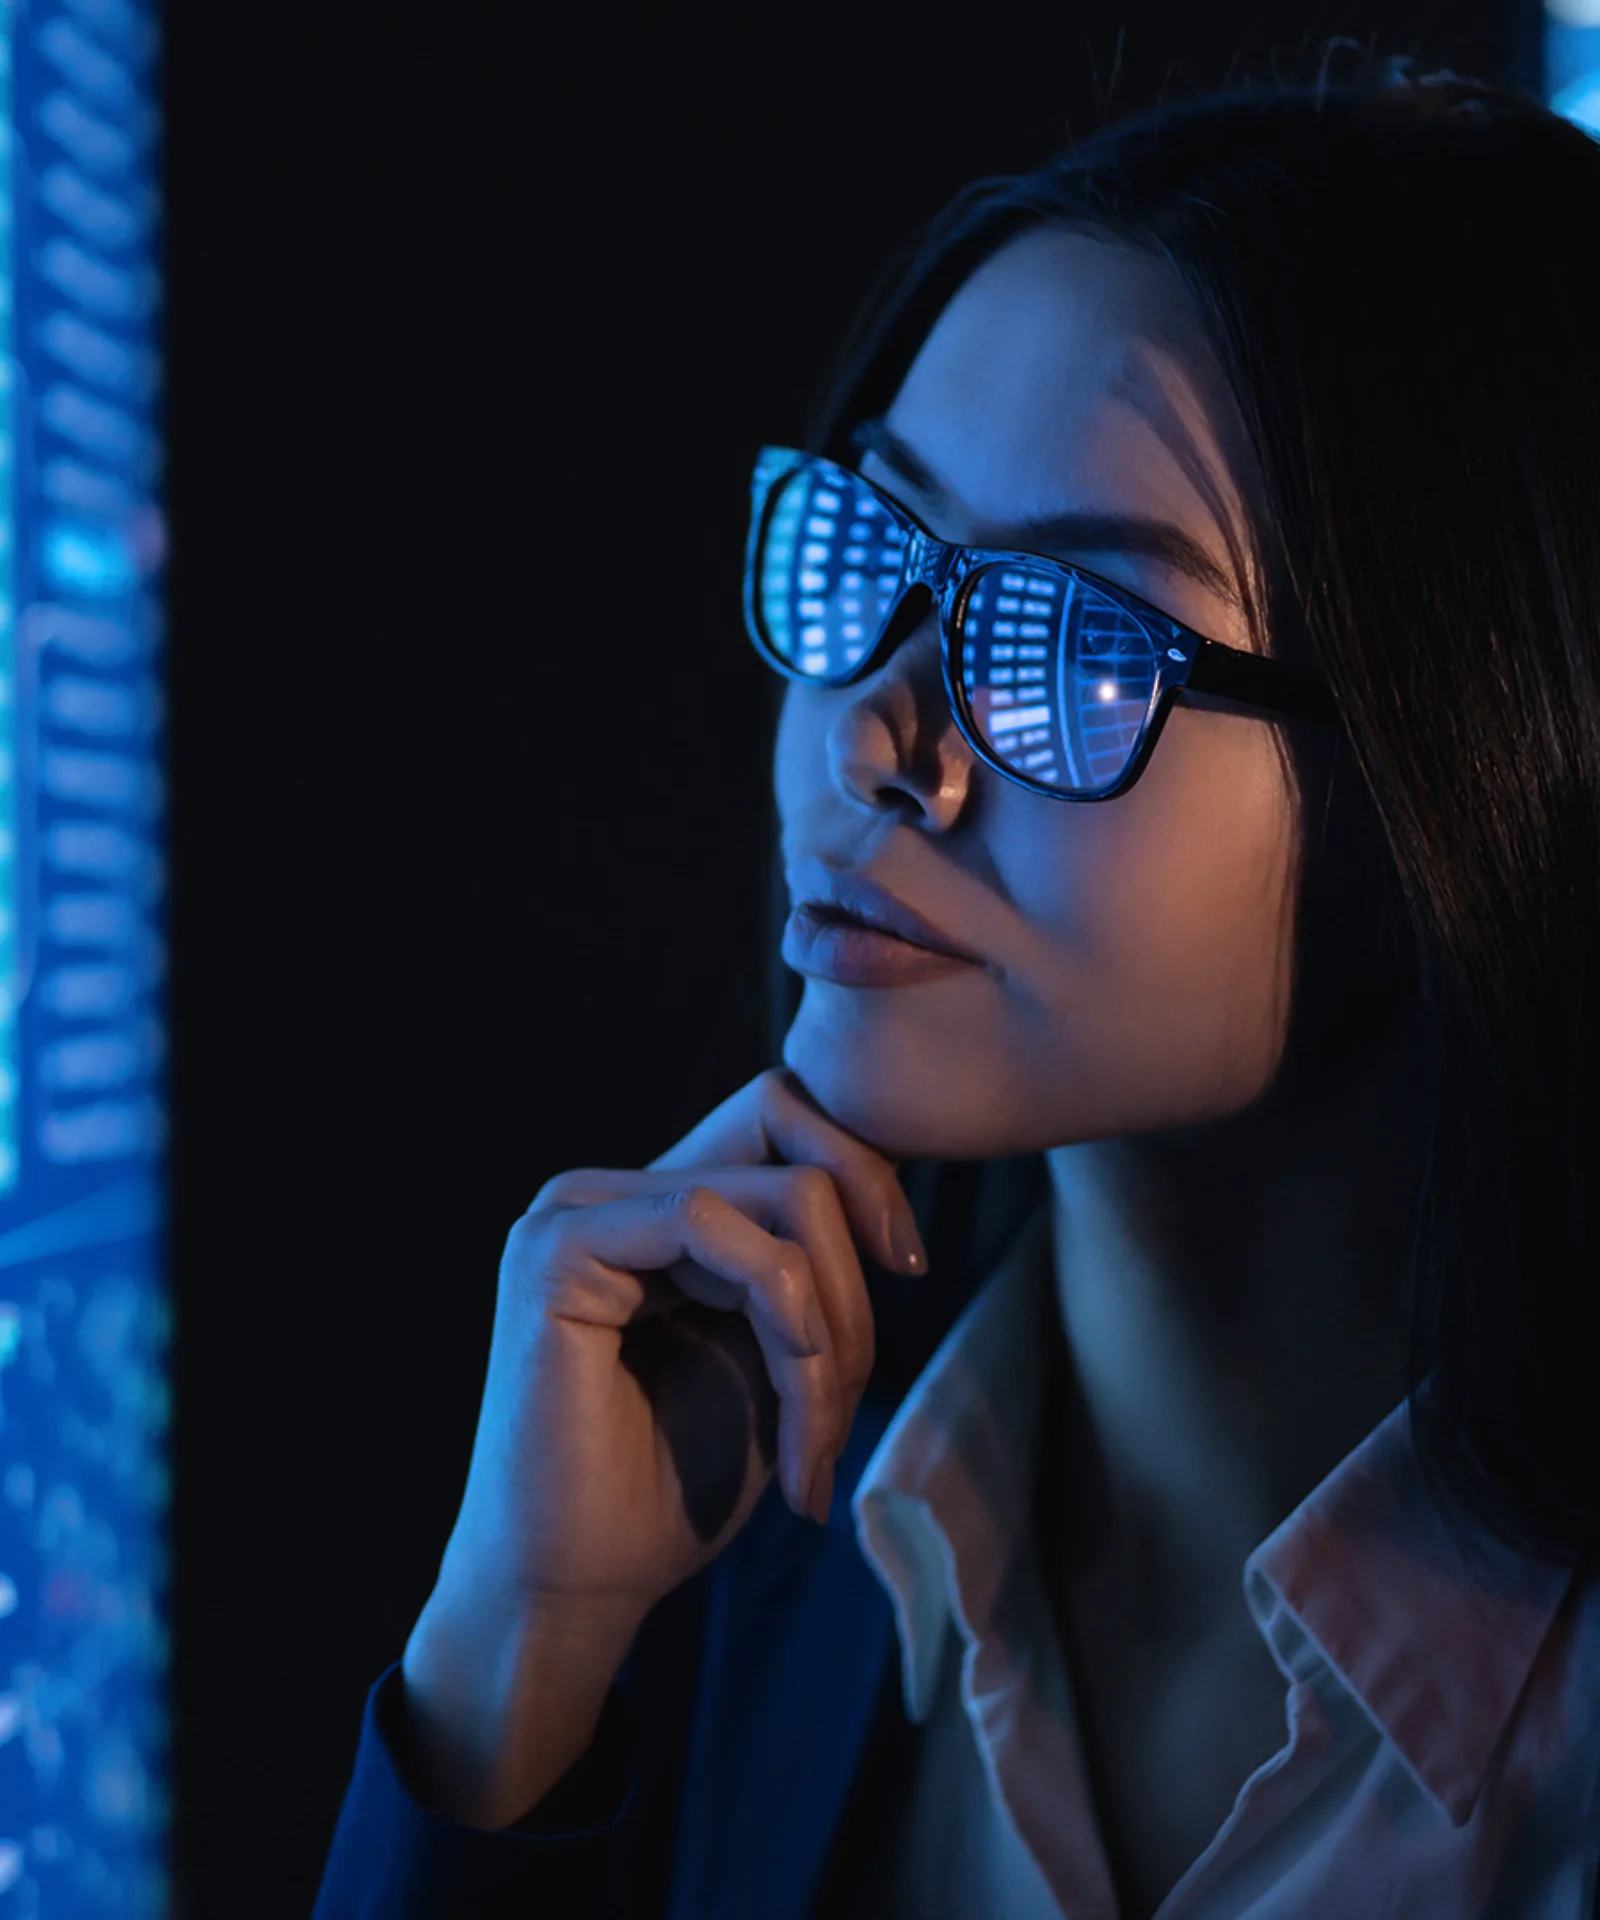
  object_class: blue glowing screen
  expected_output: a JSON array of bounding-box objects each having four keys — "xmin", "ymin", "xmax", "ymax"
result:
[
  {"xmin": 1547, "ymin": 1, "xmax": 1600, "ymax": 133},
  {"xmin": 0, "ymin": 2, "xmax": 167, "ymax": 1913}
]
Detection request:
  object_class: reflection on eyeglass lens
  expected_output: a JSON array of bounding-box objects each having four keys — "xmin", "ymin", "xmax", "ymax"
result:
[{"xmin": 759, "ymin": 467, "xmax": 908, "ymax": 679}]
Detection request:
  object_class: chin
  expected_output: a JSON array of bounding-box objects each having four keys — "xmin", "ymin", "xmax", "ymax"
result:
[
  {"xmin": 781, "ymin": 977, "xmax": 1286, "ymax": 1162},
  {"xmin": 781, "ymin": 982, "xmax": 1056, "ymax": 1162}
]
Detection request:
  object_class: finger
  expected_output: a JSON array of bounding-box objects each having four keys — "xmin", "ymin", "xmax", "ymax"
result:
[
  {"xmin": 531, "ymin": 1185, "xmax": 813, "ymax": 1352},
  {"xmin": 531, "ymin": 1187, "xmax": 838, "ymax": 1518},
  {"xmin": 527, "ymin": 1166, "xmax": 644, "ymax": 1218},
  {"xmin": 530, "ymin": 1165, "xmax": 874, "ymax": 1411},
  {"xmin": 662, "ymin": 1175, "xmax": 867, "ymax": 1477},
  {"xmin": 525, "ymin": 1163, "xmax": 873, "ymax": 1437},
  {"xmin": 649, "ymin": 1071, "xmax": 927, "ymax": 1276},
  {"xmin": 719, "ymin": 1166, "xmax": 874, "ymax": 1434},
  {"xmin": 666, "ymin": 1255, "xmax": 833, "ymax": 1523},
  {"xmin": 745, "ymin": 1166, "xmax": 871, "ymax": 1486}
]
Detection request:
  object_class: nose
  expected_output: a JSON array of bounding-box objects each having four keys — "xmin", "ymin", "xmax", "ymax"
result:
[{"xmin": 825, "ymin": 597, "xmax": 977, "ymax": 832}]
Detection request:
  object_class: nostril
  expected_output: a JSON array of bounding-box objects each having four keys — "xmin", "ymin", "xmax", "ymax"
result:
[
  {"xmin": 822, "ymin": 607, "xmax": 974, "ymax": 829},
  {"xmin": 870, "ymin": 779, "xmax": 931, "ymax": 820}
]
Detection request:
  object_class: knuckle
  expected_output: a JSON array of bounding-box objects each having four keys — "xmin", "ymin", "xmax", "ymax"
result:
[
  {"xmin": 755, "ymin": 1066, "xmax": 790, "ymax": 1105},
  {"xmin": 531, "ymin": 1167, "xmax": 591, "ymax": 1212},
  {"xmin": 532, "ymin": 1165, "xmax": 639, "ymax": 1215},
  {"xmin": 535, "ymin": 1204, "xmax": 585, "ymax": 1261},
  {"xmin": 660, "ymin": 1182, "xmax": 716, "ymax": 1231},
  {"xmin": 784, "ymin": 1164, "xmax": 834, "ymax": 1215},
  {"xmin": 503, "ymin": 1205, "xmax": 547, "ymax": 1254},
  {"xmin": 531, "ymin": 1209, "xmax": 620, "ymax": 1302},
  {"xmin": 766, "ymin": 1243, "xmax": 814, "ymax": 1325},
  {"xmin": 500, "ymin": 1208, "xmax": 557, "ymax": 1285},
  {"xmin": 772, "ymin": 1239, "xmax": 812, "ymax": 1293},
  {"xmin": 754, "ymin": 1068, "xmax": 792, "ymax": 1133}
]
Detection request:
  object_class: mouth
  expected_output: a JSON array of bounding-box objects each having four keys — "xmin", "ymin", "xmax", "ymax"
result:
[{"xmin": 782, "ymin": 871, "xmax": 985, "ymax": 989}]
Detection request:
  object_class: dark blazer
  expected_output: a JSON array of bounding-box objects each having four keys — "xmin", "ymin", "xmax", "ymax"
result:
[{"xmin": 312, "ymin": 1390, "xmax": 922, "ymax": 1920}]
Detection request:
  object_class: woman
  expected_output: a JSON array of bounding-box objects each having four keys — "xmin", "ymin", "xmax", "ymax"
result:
[{"xmin": 315, "ymin": 64, "xmax": 1600, "ymax": 1919}]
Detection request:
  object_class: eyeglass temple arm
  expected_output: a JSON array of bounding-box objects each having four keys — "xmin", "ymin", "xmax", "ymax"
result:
[{"xmin": 1185, "ymin": 638, "xmax": 1340, "ymax": 728}]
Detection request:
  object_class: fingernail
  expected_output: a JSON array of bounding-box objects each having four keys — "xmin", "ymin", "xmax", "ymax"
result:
[
  {"xmin": 889, "ymin": 1211, "xmax": 928, "ymax": 1274},
  {"xmin": 809, "ymin": 1458, "xmax": 835, "ymax": 1525}
]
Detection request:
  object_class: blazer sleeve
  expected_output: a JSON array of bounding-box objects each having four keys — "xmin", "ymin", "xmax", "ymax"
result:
[{"xmin": 311, "ymin": 1577, "xmax": 708, "ymax": 1920}]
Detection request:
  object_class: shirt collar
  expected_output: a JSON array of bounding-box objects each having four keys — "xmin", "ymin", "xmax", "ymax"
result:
[
  {"xmin": 1244, "ymin": 1400, "xmax": 1575, "ymax": 1826},
  {"xmin": 852, "ymin": 1210, "xmax": 1577, "ymax": 1822},
  {"xmin": 851, "ymin": 1209, "xmax": 1056, "ymax": 1722}
]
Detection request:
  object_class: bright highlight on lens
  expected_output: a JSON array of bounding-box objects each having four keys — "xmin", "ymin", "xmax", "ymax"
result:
[{"xmin": 960, "ymin": 565, "xmax": 1159, "ymax": 794}]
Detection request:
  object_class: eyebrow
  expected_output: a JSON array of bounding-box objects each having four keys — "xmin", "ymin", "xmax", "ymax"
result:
[{"xmin": 852, "ymin": 418, "xmax": 1243, "ymax": 611}]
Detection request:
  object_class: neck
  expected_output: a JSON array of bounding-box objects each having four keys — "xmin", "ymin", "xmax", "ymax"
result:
[{"xmin": 1045, "ymin": 1014, "xmax": 1433, "ymax": 1628}]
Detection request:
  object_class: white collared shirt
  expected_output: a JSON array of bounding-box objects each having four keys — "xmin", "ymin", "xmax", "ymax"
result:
[{"xmin": 850, "ymin": 1214, "xmax": 1600, "ymax": 1918}]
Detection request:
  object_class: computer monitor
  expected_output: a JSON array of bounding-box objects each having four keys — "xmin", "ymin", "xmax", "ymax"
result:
[{"xmin": 0, "ymin": 2, "xmax": 166, "ymax": 1912}]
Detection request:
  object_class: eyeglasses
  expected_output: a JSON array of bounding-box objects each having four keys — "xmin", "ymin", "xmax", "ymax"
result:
[{"xmin": 743, "ymin": 445, "xmax": 1337, "ymax": 801}]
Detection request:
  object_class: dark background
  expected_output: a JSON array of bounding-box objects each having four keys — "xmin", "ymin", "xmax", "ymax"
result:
[{"xmin": 160, "ymin": 2, "xmax": 1518, "ymax": 1911}]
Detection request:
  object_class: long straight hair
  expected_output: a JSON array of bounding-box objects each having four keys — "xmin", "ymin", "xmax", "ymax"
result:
[{"xmin": 791, "ymin": 65, "xmax": 1600, "ymax": 1565}]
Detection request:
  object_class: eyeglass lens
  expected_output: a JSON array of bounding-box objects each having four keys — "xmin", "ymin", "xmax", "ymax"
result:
[
  {"xmin": 757, "ymin": 465, "xmax": 909, "ymax": 678},
  {"xmin": 757, "ymin": 460, "xmax": 1163, "ymax": 795},
  {"xmin": 959, "ymin": 565, "xmax": 1160, "ymax": 794}
]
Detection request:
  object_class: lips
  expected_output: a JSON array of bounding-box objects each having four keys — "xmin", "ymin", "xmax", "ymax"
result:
[{"xmin": 782, "ymin": 868, "xmax": 984, "ymax": 988}]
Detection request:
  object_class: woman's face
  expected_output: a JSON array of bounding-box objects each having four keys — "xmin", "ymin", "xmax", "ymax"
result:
[{"xmin": 775, "ymin": 226, "xmax": 1299, "ymax": 1160}]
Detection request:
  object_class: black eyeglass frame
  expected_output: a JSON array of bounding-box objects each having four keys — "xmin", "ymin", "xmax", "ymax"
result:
[{"xmin": 744, "ymin": 446, "xmax": 1338, "ymax": 802}]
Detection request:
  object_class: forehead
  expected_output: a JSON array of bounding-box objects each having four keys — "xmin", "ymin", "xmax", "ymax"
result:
[{"xmin": 884, "ymin": 226, "xmax": 1253, "ymax": 544}]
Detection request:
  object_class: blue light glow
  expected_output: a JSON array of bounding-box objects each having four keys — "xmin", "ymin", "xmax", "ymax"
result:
[
  {"xmin": 1551, "ymin": 69, "xmax": 1600, "ymax": 131},
  {"xmin": 1546, "ymin": 2, "xmax": 1600, "ymax": 134},
  {"xmin": 43, "ymin": 520, "xmax": 136, "ymax": 598},
  {"xmin": 0, "ymin": 2, "xmax": 167, "ymax": 1912},
  {"xmin": 0, "ymin": 19, "xmax": 17, "ymax": 1199}
]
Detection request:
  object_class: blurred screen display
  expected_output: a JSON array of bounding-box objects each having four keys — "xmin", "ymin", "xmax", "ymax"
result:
[
  {"xmin": 1547, "ymin": 0, "xmax": 1600, "ymax": 129},
  {"xmin": 0, "ymin": 1, "xmax": 166, "ymax": 1913}
]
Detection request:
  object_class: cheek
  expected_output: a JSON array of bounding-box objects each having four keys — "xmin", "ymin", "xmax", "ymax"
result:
[
  {"xmin": 773, "ymin": 685, "xmax": 831, "ymax": 820},
  {"xmin": 1001, "ymin": 710, "xmax": 1298, "ymax": 1130},
  {"xmin": 776, "ymin": 697, "xmax": 1297, "ymax": 1158}
]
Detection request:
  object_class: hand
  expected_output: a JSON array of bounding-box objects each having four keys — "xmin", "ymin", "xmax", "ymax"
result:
[{"xmin": 401, "ymin": 1069, "xmax": 926, "ymax": 1826}]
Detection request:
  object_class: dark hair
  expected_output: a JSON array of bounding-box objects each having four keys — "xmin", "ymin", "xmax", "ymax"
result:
[{"xmin": 795, "ymin": 63, "xmax": 1600, "ymax": 1565}]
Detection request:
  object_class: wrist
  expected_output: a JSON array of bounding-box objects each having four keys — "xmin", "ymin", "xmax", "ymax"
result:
[{"xmin": 401, "ymin": 1580, "xmax": 645, "ymax": 1829}]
